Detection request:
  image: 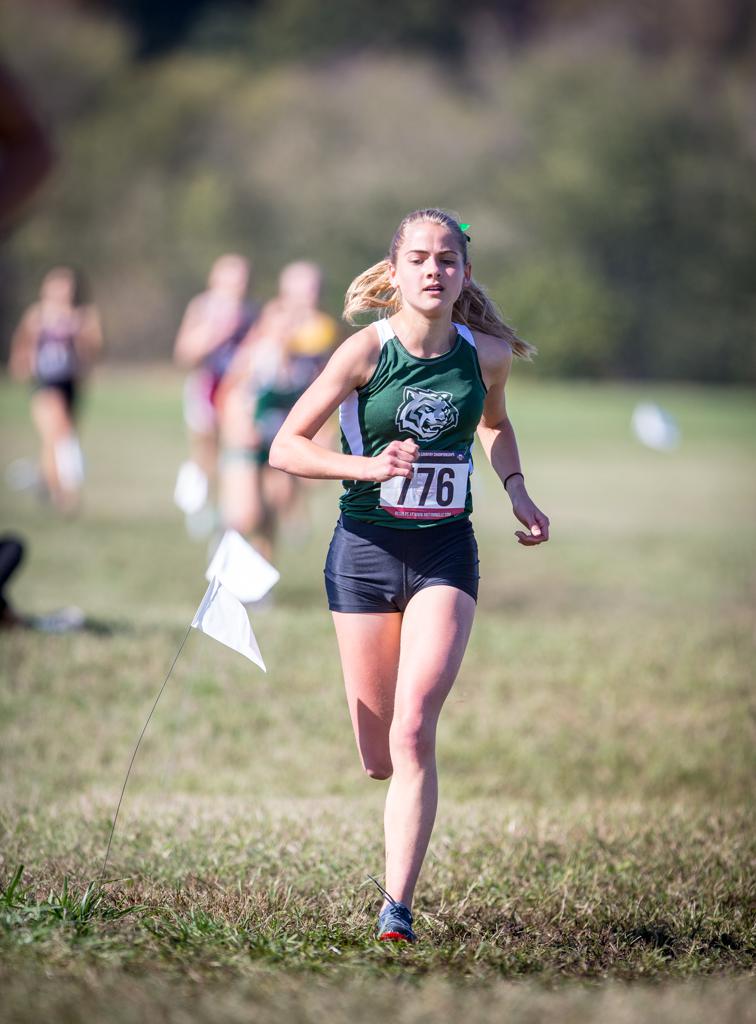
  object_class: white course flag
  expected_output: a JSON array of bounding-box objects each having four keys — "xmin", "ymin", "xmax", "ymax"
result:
[
  {"xmin": 631, "ymin": 403, "xmax": 680, "ymax": 452},
  {"xmin": 191, "ymin": 577, "xmax": 266, "ymax": 671},
  {"xmin": 205, "ymin": 529, "xmax": 280, "ymax": 604}
]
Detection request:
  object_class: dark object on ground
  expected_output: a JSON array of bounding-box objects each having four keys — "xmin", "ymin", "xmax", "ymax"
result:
[{"xmin": 0, "ymin": 533, "xmax": 24, "ymax": 626}]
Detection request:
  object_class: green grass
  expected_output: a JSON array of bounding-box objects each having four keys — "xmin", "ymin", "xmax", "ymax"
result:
[{"xmin": 0, "ymin": 369, "xmax": 754, "ymax": 1022}]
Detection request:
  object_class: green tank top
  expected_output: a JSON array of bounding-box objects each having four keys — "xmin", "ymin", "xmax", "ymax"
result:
[{"xmin": 338, "ymin": 319, "xmax": 487, "ymax": 529}]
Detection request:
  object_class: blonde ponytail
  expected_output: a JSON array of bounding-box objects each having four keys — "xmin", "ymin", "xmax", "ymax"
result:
[
  {"xmin": 454, "ymin": 279, "xmax": 536, "ymax": 361},
  {"xmin": 343, "ymin": 208, "xmax": 536, "ymax": 361},
  {"xmin": 343, "ymin": 259, "xmax": 401, "ymax": 324}
]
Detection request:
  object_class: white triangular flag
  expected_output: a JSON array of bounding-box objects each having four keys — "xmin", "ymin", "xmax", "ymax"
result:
[
  {"xmin": 205, "ymin": 529, "xmax": 279, "ymax": 604},
  {"xmin": 191, "ymin": 577, "xmax": 266, "ymax": 671}
]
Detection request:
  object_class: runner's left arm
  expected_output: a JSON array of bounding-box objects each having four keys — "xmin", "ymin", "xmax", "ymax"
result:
[
  {"xmin": 474, "ymin": 332, "xmax": 550, "ymax": 546},
  {"xmin": 76, "ymin": 306, "xmax": 104, "ymax": 367}
]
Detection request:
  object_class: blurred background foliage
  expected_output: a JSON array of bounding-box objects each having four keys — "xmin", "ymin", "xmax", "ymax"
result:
[{"xmin": 1, "ymin": 0, "xmax": 754, "ymax": 380}]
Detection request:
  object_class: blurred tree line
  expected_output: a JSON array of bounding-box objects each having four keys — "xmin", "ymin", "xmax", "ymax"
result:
[{"xmin": 1, "ymin": 0, "xmax": 754, "ymax": 381}]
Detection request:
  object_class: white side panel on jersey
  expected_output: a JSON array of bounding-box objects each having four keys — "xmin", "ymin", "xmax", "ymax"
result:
[
  {"xmin": 339, "ymin": 390, "xmax": 364, "ymax": 456},
  {"xmin": 454, "ymin": 322, "xmax": 476, "ymax": 348},
  {"xmin": 375, "ymin": 318, "xmax": 394, "ymax": 348}
]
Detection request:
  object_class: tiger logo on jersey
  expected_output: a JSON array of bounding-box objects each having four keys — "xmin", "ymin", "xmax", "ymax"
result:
[{"xmin": 395, "ymin": 386, "xmax": 459, "ymax": 441}]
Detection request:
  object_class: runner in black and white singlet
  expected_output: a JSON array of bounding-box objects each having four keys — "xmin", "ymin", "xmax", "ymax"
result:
[
  {"xmin": 9, "ymin": 267, "xmax": 102, "ymax": 511},
  {"xmin": 33, "ymin": 310, "xmax": 83, "ymax": 407},
  {"xmin": 269, "ymin": 209, "xmax": 550, "ymax": 943}
]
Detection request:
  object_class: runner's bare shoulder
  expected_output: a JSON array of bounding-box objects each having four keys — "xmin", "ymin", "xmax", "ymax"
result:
[
  {"xmin": 327, "ymin": 323, "xmax": 383, "ymax": 390},
  {"xmin": 471, "ymin": 330, "xmax": 514, "ymax": 386}
]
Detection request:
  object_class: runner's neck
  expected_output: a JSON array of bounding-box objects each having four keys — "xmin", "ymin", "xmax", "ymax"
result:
[{"xmin": 389, "ymin": 312, "xmax": 456, "ymax": 359}]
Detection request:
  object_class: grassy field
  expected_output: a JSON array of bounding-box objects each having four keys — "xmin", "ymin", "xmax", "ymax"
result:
[{"xmin": 0, "ymin": 369, "xmax": 754, "ymax": 1022}]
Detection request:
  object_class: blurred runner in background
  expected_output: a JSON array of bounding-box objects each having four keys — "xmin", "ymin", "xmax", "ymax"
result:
[
  {"xmin": 1, "ymin": 65, "xmax": 90, "ymax": 633},
  {"xmin": 8, "ymin": 267, "xmax": 102, "ymax": 512},
  {"xmin": 173, "ymin": 253, "xmax": 257, "ymax": 535},
  {"xmin": 219, "ymin": 260, "xmax": 339, "ymax": 560}
]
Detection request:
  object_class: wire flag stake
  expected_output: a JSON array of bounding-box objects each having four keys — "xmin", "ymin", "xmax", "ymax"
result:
[{"xmin": 99, "ymin": 623, "xmax": 192, "ymax": 882}]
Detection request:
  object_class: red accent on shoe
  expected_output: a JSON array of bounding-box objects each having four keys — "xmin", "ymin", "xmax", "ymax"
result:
[{"xmin": 379, "ymin": 931, "xmax": 411, "ymax": 942}]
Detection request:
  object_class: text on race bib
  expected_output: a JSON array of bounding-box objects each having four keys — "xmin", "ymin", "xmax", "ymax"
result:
[{"xmin": 379, "ymin": 450, "xmax": 470, "ymax": 520}]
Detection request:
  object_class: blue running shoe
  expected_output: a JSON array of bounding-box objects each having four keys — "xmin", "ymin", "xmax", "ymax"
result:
[
  {"xmin": 369, "ymin": 875, "xmax": 417, "ymax": 943},
  {"xmin": 377, "ymin": 900, "xmax": 416, "ymax": 943}
]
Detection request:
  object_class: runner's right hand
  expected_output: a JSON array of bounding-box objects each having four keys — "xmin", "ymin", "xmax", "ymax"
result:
[{"xmin": 367, "ymin": 439, "xmax": 418, "ymax": 481}]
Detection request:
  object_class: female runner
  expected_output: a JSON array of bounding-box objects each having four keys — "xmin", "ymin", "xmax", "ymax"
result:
[
  {"xmin": 269, "ymin": 209, "xmax": 549, "ymax": 942},
  {"xmin": 173, "ymin": 253, "xmax": 257, "ymax": 521},
  {"xmin": 219, "ymin": 261, "xmax": 338, "ymax": 559},
  {"xmin": 9, "ymin": 267, "xmax": 102, "ymax": 511}
]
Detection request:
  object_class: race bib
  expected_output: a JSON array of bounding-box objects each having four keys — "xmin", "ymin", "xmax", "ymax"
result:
[
  {"xmin": 379, "ymin": 450, "xmax": 470, "ymax": 520},
  {"xmin": 37, "ymin": 340, "xmax": 76, "ymax": 382}
]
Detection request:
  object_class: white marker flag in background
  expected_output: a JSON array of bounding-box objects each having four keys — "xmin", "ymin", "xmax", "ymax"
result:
[
  {"xmin": 205, "ymin": 529, "xmax": 280, "ymax": 604},
  {"xmin": 631, "ymin": 403, "xmax": 680, "ymax": 452},
  {"xmin": 191, "ymin": 576, "xmax": 266, "ymax": 671}
]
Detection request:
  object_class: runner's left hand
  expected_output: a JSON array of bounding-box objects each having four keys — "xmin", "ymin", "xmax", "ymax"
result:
[{"xmin": 511, "ymin": 495, "xmax": 550, "ymax": 546}]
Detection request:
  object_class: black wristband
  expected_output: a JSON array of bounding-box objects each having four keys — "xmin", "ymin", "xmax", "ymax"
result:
[{"xmin": 503, "ymin": 471, "xmax": 524, "ymax": 491}]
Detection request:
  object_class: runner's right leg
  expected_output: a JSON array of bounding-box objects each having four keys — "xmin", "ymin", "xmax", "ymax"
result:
[
  {"xmin": 331, "ymin": 611, "xmax": 402, "ymax": 780},
  {"xmin": 31, "ymin": 388, "xmax": 75, "ymax": 509}
]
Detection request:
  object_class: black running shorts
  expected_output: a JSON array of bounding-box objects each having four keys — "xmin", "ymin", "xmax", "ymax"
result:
[
  {"xmin": 324, "ymin": 513, "xmax": 479, "ymax": 613},
  {"xmin": 32, "ymin": 378, "xmax": 78, "ymax": 415}
]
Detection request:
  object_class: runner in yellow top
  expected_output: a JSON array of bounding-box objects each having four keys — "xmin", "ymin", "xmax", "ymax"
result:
[{"xmin": 219, "ymin": 261, "xmax": 339, "ymax": 560}]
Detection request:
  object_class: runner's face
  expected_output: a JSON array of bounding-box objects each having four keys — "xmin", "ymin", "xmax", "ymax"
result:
[
  {"xmin": 209, "ymin": 256, "xmax": 249, "ymax": 298},
  {"xmin": 390, "ymin": 223, "xmax": 470, "ymax": 319},
  {"xmin": 280, "ymin": 263, "xmax": 321, "ymax": 307},
  {"xmin": 41, "ymin": 272, "xmax": 75, "ymax": 306}
]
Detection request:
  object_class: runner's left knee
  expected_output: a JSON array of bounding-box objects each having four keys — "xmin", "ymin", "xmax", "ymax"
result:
[{"xmin": 389, "ymin": 714, "xmax": 435, "ymax": 767}]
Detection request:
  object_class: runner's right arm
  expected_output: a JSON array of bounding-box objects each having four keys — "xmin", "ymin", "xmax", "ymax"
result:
[
  {"xmin": 173, "ymin": 295, "xmax": 236, "ymax": 368},
  {"xmin": 8, "ymin": 306, "xmax": 37, "ymax": 380},
  {"xmin": 269, "ymin": 327, "xmax": 417, "ymax": 482}
]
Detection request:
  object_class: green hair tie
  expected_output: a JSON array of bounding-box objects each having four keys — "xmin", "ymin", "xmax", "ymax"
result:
[{"xmin": 459, "ymin": 223, "xmax": 470, "ymax": 232}]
